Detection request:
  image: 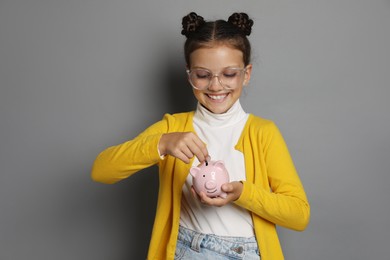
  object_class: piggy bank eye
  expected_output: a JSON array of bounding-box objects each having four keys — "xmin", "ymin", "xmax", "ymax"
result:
[{"xmin": 203, "ymin": 175, "xmax": 205, "ymax": 177}]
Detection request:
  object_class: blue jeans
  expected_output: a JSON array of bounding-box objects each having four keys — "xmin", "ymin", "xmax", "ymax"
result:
[{"xmin": 175, "ymin": 225, "xmax": 261, "ymax": 259}]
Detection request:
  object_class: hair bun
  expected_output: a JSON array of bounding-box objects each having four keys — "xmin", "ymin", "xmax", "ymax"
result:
[
  {"xmin": 228, "ymin": 13, "xmax": 254, "ymax": 36},
  {"xmin": 181, "ymin": 12, "xmax": 205, "ymax": 37}
]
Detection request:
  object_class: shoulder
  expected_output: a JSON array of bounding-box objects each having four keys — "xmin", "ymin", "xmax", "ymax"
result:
[
  {"xmin": 162, "ymin": 111, "xmax": 194, "ymax": 122},
  {"xmin": 161, "ymin": 111, "xmax": 195, "ymax": 131},
  {"xmin": 241, "ymin": 114, "xmax": 293, "ymax": 154},
  {"xmin": 246, "ymin": 114, "xmax": 278, "ymax": 132},
  {"xmin": 243, "ymin": 114, "xmax": 284, "ymax": 144}
]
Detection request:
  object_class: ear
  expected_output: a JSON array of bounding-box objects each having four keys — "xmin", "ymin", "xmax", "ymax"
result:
[
  {"xmin": 185, "ymin": 64, "xmax": 191, "ymax": 84},
  {"xmin": 214, "ymin": 160, "xmax": 225, "ymax": 170},
  {"xmin": 190, "ymin": 167, "xmax": 200, "ymax": 177},
  {"xmin": 243, "ymin": 64, "xmax": 252, "ymax": 86}
]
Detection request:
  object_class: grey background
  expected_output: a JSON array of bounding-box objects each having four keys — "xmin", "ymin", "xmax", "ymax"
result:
[{"xmin": 1, "ymin": 0, "xmax": 389, "ymax": 259}]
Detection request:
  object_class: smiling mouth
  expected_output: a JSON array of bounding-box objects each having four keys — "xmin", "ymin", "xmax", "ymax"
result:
[{"xmin": 207, "ymin": 93, "xmax": 228, "ymax": 101}]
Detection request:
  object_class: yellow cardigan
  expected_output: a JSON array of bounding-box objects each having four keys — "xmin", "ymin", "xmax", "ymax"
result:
[{"xmin": 91, "ymin": 112, "xmax": 310, "ymax": 260}]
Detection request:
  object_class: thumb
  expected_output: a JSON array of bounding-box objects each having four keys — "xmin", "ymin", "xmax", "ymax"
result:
[{"xmin": 221, "ymin": 183, "xmax": 233, "ymax": 192}]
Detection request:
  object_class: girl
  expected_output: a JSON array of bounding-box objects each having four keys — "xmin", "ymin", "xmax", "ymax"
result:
[{"xmin": 92, "ymin": 12, "xmax": 310, "ymax": 260}]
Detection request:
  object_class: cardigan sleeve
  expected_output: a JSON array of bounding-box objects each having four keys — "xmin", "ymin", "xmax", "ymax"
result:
[
  {"xmin": 91, "ymin": 115, "xmax": 171, "ymax": 184},
  {"xmin": 235, "ymin": 121, "xmax": 310, "ymax": 231}
]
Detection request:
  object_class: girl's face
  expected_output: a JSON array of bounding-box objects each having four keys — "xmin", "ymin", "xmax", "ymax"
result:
[{"xmin": 188, "ymin": 45, "xmax": 252, "ymax": 114}]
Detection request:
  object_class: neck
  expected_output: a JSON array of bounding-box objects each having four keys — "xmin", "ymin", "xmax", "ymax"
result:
[{"xmin": 194, "ymin": 100, "xmax": 247, "ymax": 127}]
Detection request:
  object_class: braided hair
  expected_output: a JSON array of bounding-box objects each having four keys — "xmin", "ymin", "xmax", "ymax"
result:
[{"xmin": 181, "ymin": 12, "xmax": 254, "ymax": 66}]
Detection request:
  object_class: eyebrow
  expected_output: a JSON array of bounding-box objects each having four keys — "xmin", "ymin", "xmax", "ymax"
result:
[{"xmin": 190, "ymin": 66, "xmax": 243, "ymax": 71}]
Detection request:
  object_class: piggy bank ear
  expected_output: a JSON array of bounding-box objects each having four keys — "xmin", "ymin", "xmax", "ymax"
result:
[
  {"xmin": 190, "ymin": 167, "xmax": 200, "ymax": 177},
  {"xmin": 214, "ymin": 160, "xmax": 225, "ymax": 170}
]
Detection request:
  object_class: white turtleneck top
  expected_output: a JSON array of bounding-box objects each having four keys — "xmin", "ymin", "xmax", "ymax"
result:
[{"xmin": 180, "ymin": 100, "xmax": 255, "ymax": 237}]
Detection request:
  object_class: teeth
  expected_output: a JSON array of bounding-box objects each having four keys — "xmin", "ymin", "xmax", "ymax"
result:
[{"xmin": 208, "ymin": 94, "xmax": 227, "ymax": 100}]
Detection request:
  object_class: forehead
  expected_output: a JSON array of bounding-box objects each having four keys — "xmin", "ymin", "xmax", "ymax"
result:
[{"xmin": 189, "ymin": 45, "xmax": 244, "ymax": 70}]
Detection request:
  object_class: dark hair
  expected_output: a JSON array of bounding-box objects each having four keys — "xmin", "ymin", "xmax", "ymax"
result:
[{"xmin": 181, "ymin": 12, "xmax": 254, "ymax": 66}]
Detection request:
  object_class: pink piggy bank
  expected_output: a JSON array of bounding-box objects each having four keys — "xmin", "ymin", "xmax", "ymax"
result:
[{"xmin": 190, "ymin": 160, "xmax": 230, "ymax": 199}]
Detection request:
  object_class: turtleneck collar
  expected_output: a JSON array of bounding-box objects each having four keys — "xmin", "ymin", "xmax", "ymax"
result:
[{"xmin": 193, "ymin": 100, "xmax": 248, "ymax": 128}]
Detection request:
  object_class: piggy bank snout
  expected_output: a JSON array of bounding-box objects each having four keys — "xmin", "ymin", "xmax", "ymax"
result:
[{"xmin": 205, "ymin": 180, "xmax": 217, "ymax": 190}]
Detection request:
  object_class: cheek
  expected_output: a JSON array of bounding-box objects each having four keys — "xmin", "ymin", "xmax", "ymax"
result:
[
  {"xmin": 192, "ymin": 89, "xmax": 204, "ymax": 101},
  {"xmin": 233, "ymin": 86, "xmax": 244, "ymax": 96}
]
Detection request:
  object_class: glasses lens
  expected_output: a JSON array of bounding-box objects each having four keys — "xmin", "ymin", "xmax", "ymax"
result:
[
  {"xmin": 188, "ymin": 68, "xmax": 245, "ymax": 90},
  {"xmin": 220, "ymin": 68, "xmax": 244, "ymax": 88},
  {"xmin": 189, "ymin": 69, "xmax": 211, "ymax": 89}
]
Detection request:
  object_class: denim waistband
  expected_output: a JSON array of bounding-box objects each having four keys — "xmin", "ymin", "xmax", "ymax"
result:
[{"xmin": 177, "ymin": 225, "xmax": 258, "ymax": 258}]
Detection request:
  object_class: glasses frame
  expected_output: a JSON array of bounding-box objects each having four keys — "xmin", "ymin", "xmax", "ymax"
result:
[{"xmin": 186, "ymin": 67, "xmax": 247, "ymax": 90}]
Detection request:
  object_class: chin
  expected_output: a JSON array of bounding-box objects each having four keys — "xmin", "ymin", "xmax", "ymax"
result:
[
  {"xmin": 202, "ymin": 99, "xmax": 234, "ymax": 114},
  {"xmin": 207, "ymin": 105, "xmax": 230, "ymax": 114}
]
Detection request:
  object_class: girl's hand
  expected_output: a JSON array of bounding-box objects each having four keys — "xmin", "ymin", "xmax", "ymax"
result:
[
  {"xmin": 191, "ymin": 181, "xmax": 243, "ymax": 207},
  {"xmin": 159, "ymin": 132, "xmax": 209, "ymax": 164}
]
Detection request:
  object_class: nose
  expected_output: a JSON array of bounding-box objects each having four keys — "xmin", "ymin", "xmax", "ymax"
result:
[
  {"xmin": 205, "ymin": 181, "xmax": 217, "ymax": 190},
  {"xmin": 208, "ymin": 75, "xmax": 224, "ymax": 91}
]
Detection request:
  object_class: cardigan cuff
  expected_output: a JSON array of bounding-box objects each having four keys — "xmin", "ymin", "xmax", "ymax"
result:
[{"xmin": 234, "ymin": 180, "xmax": 253, "ymax": 209}]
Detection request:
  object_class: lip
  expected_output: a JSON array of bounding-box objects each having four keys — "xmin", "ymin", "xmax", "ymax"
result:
[
  {"xmin": 206, "ymin": 93, "xmax": 229, "ymax": 102},
  {"xmin": 207, "ymin": 189, "xmax": 217, "ymax": 194}
]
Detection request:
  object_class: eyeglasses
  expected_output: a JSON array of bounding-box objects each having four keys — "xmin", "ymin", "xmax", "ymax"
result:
[{"xmin": 186, "ymin": 67, "xmax": 247, "ymax": 90}]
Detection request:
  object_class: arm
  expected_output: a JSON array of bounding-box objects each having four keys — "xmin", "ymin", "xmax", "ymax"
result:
[
  {"xmin": 91, "ymin": 119, "xmax": 168, "ymax": 184},
  {"xmin": 235, "ymin": 123, "xmax": 310, "ymax": 231},
  {"xmin": 91, "ymin": 113, "xmax": 209, "ymax": 184}
]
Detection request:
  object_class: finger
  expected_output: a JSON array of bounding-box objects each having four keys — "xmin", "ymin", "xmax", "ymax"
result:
[
  {"xmin": 190, "ymin": 135, "xmax": 209, "ymax": 162},
  {"xmin": 206, "ymin": 155, "xmax": 211, "ymax": 162},
  {"xmin": 188, "ymin": 143, "xmax": 207, "ymax": 163},
  {"xmin": 175, "ymin": 151, "xmax": 191, "ymax": 164},
  {"xmin": 199, "ymin": 193, "xmax": 227, "ymax": 207},
  {"xmin": 206, "ymin": 198, "xmax": 227, "ymax": 207},
  {"xmin": 198, "ymin": 192, "xmax": 209, "ymax": 204},
  {"xmin": 179, "ymin": 146, "xmax": 194, "ymax": 162},
  {"xmin": 190, "ymin": 186, "xmax": 199, "ymax": 199},
  {"xmin": 221, "ymin": 183, "xmax": 234, "ymax": 192}
]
